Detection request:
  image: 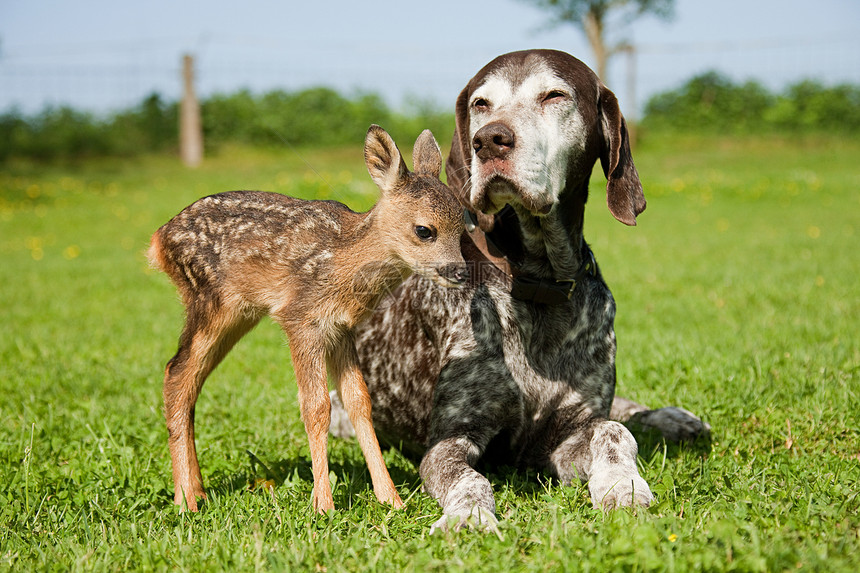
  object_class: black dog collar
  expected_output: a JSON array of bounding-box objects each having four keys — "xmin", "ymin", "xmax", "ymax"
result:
[{"xmin": 509, "ymin": 248, "xmax": 597, "ymax": 305}]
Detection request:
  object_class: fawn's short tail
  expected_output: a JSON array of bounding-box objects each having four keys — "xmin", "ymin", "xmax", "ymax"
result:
[{"xmin": 147, "ymin": 230, "xmax": 167, "ymax": 273}]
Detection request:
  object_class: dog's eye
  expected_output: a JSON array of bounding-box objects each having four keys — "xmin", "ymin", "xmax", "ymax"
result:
[
  {"xmin": 472, "ymin": 98, "xmax": 489, "ymax": 111},
  {"xmin": 414, "ymin": 226, "xmax": 436, "ymax": 241},
  {"xmin": 542, "ymin": 91, "xmax": 568, "ymax": 104}
]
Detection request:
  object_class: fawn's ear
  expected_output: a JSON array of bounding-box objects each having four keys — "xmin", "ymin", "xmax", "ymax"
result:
[
  {"xmin": 598, "ymin": 84, "xmax": 646, "ymax": 226},
  {"xmin": 365, "ymin": 125, "xmax": 409, "ymax": 192},
  {"xmin": 412, "ymin": 129, "xmax": 442, "ymax": 178}
]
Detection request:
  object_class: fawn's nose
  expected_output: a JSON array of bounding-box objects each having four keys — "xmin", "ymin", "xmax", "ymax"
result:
[
  {"xmin": 473, "ymin": 122, "xmax": 515, "ymax": 162},
  {"xmin": 437, "ymin": 263, "xmax": 470, "ymax": 286}
]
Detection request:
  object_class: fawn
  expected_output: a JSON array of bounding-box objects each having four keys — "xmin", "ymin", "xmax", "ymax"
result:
[{"xmin": 148, "ymin": 125, "xmax": 467, "ymax": 513}]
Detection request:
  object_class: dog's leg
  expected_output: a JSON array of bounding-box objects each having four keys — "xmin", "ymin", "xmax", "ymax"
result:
[
  {"xmin": 609, "ymin": 396, "xmax": 649, "ymax": 421},
  {"xmin": 327, "ymin": 390, "xmax": 356, "ymax": 439},
  {"xmin": 421, "ymin": 436, "xmax": 499, "ymax": 534},
  {"xmin": 164, "ymin": 305, "xmax": 258, "ymax": 511},
  {"xmin": 549, "ymin": 418, "xmax": 653, "ymax": 509},
  {"xmin": 328, "ymin": 336, "xmax": 403, "ymax": 508},
  {"xmin": 421, "ymin": 355, "xmax": 520, "ymax": 533},
  {"xmin": 611, "ymin": 396, "xmax": 711, "ymax": 443}
]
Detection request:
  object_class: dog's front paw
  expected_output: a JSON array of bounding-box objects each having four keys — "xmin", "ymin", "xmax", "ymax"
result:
[
  {"xmin": 629, "ymin": 406, "xmax": 711, "ymax": 443},
  {"xmin": 430, "ymin": 505, "xmax": 499, "ymax": 535},
  {"xmin": 589, "ymin": 472, "xmax": 654, "ymax": 510}
]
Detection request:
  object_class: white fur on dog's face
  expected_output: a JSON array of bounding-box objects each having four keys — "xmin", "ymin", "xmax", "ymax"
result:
[{"xmin": 467, "ymin": 62, "xmax": 588, "ymax": 215}]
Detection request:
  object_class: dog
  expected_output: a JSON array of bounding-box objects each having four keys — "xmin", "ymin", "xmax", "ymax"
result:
[{"xmin": 330, "ymin": 50, "xmax": 710, "ymax": 532}]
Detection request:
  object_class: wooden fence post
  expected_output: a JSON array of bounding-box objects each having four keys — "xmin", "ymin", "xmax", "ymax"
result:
[{"xmin": 180, "ymin": 53, "xmax": 203, "ymax": 167}]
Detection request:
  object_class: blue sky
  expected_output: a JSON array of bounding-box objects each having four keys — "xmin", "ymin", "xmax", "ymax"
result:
[{"xmin": 1, "ymin": 0, "xmax": 858, "ymax": 116}]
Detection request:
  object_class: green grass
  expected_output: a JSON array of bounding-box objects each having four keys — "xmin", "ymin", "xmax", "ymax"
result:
[{"xmin": 1, "ymin": 134, "xmax": 859, "ymax": 571}]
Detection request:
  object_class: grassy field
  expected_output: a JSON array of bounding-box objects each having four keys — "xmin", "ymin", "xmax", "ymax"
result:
[{"xmin": 1, "ymin": 133, "xmax": 858, "ymax": 572}]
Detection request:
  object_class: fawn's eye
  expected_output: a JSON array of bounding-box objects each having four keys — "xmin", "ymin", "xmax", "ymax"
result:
[{"xmin": 414, "ymin": 226, "xmax": 436, "ymax": 241}]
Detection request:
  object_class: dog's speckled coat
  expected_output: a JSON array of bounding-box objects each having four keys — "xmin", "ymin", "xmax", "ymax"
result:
[{"xmin": 332, "ymin": 51, "xmax": 710, "ymax": 532}]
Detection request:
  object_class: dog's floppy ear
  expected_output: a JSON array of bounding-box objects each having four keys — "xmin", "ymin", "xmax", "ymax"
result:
[
  {"xmin": 446, "ymin": 85, "xmax": 472, "ymax": 196},
  {"xmin": 446, "ymin": 84, "xmax": 496, "ymax": 232},
  {"xmin": 599, "ymin": 85, "xmax": 646, "ymax": 226}
]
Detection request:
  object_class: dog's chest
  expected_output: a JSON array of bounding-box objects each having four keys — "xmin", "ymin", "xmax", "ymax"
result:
[{"xmin": 485, "ymin": 280, "xmax": 617, "ymax": 419}]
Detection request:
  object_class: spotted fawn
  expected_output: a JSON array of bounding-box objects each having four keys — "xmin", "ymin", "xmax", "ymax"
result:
[{"xmin": 148, "ymin": 125, "xmax": 467, "ymax": 512}]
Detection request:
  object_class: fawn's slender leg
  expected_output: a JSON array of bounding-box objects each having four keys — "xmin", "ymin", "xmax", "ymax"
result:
[
  {"xmin": 164, "ymin": 303, "xmax": 259, "ymax": 511},
  {"xmin": 283, "ymin": 330, "xmax": 335, "ymax": 513},
  {"xmin": 329, "ymin": 335, "xmax": 404, "ymax": 508}
]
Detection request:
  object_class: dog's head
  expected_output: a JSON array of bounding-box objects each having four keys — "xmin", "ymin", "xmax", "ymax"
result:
[{"xmin": 447, "ymin": 49, "xmax": 645, "ymax": 230}]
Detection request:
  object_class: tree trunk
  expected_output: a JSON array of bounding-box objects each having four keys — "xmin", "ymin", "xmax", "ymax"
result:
[{"xmin": 583, "ymin": 9, "xmax": 608, "ymax": 81}]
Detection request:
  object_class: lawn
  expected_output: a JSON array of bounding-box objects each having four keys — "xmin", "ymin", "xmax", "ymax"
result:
[{"xmin": 1, "ymin": 133, "xmax": 858, "ymax": 572}]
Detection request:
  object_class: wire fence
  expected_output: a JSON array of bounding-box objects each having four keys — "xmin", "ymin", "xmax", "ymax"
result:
[{"xmin": 1, "ymin": 34, "xmax": 858, "ymax": 118}]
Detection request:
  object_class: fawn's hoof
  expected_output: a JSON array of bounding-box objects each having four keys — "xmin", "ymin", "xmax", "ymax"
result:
[
  {"xmin": 312, "ymin": 493, "xmax": 336, "ymax": 514},
  {"xmin": 383, "ymin": 492, "xmax": 405, "ymax": 509},
  {"xmin": 174, "ymin": 489, "xmax": 206, "ymax": 512}
]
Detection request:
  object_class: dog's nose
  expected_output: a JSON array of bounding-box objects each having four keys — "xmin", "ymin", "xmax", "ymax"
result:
[{"xmin": 473, "ymin": 122, "xmax": 515, "ymax": 162}]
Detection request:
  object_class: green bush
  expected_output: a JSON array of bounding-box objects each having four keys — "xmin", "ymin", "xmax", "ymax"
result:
[
  {"xmin": 198, "ymin": 87, "xmax": 452, "ymax": 151},
  {"xmin": 108, "ymin": 93, "xmax": 179, "ymax": 154},
  {"xmin": 0, "ymin": 94, "xmax": 177, "ymax": 162},
  {"xmin": 765, "ymin": 80, "xmax": 860, "ymax": 132},
  {"xmin": 201, "ymin": 87, "xmax": 395, "ymax": 148},
  {"xmin": 0, "ymin": 112, "xmax": 27, "ymax": 162},
  {"xmin": 643, "ymin": 71, "xmax": 860, "ymax": 134},
  {"xmin": 0, "ymin": 88, "xmax": 452, "ymax": 162},
  {"xmin": 0, "ymin": 107, "xmax": 109, "ymax": 160}
]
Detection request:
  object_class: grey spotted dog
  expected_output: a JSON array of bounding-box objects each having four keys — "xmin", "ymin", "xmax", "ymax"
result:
[
  {"xmin": 148, "ymin": 125, "xmax": 468, "ymax": 514},
  {"xmin": 329, "ymin": 50, "xmax": 711, "ymax": 533}
]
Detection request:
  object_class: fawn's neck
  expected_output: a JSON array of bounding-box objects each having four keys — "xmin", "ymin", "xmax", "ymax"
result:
[{"xmin": 328, "ymin": 206, "xmax": 411, "ymax": 312}]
